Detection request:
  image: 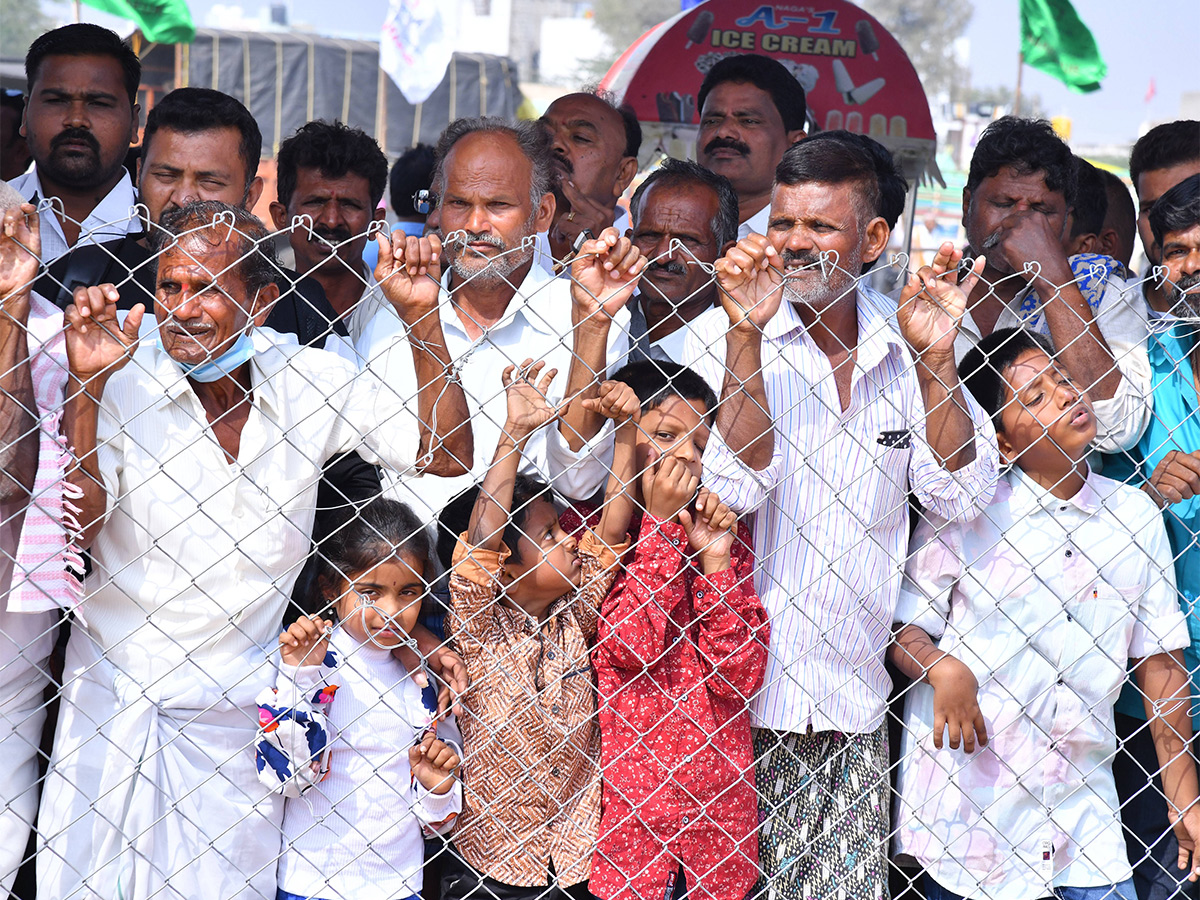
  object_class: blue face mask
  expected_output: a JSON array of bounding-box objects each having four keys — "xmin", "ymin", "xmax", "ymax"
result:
[
  {"xmin": 159, "ymin": 289, "xmax": 261, "ymax": 382},
  {"xmin": 157, "ymin": 328, "xmax": 258, "ymax": 382},
  {"xmin": 182, "ymin": 330, "xmax": 258, "ymax": 382}
]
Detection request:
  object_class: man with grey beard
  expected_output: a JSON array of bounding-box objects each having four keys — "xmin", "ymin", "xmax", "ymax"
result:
[
  {"xmin": 354, "ymin": 117, "xmax": 643, "ymax": 520},
  {"xmin": 679, "ymin": 131, "xmax": 999, "ymax": 900},
  {"xmin": 1108, "ymin": 172, "xmax": 1200, "ymax": 900}
]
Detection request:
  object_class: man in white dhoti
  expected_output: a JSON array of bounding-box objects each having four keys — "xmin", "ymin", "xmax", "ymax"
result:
[{"xmin": 37, "ymin": 200, "xmax": 473, "ymax": 899}]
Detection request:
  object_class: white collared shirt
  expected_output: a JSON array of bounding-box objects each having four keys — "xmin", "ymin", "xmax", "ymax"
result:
[
  {"xmin": 894, "ymin": 466, "xmax": 1187, "ymax": 899},
  {"xmin": 355, "ymin": 262, "xmax": 630, "ymax": 519},
  {"xmin": 86, "ymin": 330, "xmax": 422, "ymax": 689},
  {"xmin": 680, "ymin": 287, "xmax": 1000, "ymax": 735},
  {"xmin": 8, "ymin": 168, "xmax": 140, "ymax": 264},
  {"xmin": 737, "ymin": 204, "xmax": 770, "ymax": 241}
]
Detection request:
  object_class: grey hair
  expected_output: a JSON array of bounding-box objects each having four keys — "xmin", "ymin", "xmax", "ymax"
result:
[
  {"xmin": 433, "ymin": 117, "xmax": 556, "ymax": 209},
  {"xmin": 630, "ymin": 157, "xmax": 740, "ymax": 248},
  {"xmin": 151, "ymin": 200, "xmax": 281, "ymax": 293}
]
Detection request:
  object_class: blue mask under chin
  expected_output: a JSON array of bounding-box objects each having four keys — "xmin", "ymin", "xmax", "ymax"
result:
[{"xmin": 159, "ymin": 330, "xmax": 258, "ymax": 382}]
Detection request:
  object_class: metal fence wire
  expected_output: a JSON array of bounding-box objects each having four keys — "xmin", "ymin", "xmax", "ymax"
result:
[{"xmin": 1, "ymin": 201, "xmax": 1198, "ymax": 900}]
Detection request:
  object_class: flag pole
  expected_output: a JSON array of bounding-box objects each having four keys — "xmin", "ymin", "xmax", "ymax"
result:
[{"xmin": 1014, "ymin": 51, "xmax": 1024, "ymax": 116}]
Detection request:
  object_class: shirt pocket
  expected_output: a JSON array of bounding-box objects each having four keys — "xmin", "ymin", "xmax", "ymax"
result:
[
  {"xmin": 852, "ymin": 398, "xmax": 913, "ymax": 532},
  {"xmin": 1066, "ymin": 583, "xmax": 1133, "ymax": 702}
]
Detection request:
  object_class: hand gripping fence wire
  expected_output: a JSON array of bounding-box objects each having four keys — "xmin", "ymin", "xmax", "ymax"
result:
[{"xmin": 0, "ymin": 204, "xmax": 1199, "ymax": 900}]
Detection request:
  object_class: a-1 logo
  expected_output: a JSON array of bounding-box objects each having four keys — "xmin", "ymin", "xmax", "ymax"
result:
[{"xmin": 735, "ymin": 5, "xmax": 841, "ymax": 33}]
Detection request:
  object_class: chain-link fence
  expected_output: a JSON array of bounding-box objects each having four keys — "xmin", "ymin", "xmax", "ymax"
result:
[{"xmin": 1, "ymin": 200, "xmax": 1198, "ymax": 900}]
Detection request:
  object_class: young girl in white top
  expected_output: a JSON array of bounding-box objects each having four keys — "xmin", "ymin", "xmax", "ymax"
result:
[{"xmin": 256, "ymin": 498, "xmax": 461, "ymax": 900}]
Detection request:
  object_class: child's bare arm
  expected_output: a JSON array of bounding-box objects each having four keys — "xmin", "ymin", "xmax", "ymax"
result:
[
  {"xmin": 1135, "ymin": 650, "xmax": 1200, "ymax": 880},
  {"xmin": 581, "ymin": 380, "xmax": 639, "ymax": 549},
  {"xmin": 890, "ymin": 624, "xmax": 989, "ymax": 753},
  {"xmin": 467, "ymin": 360, "xmax": 566, "ymax": 553}
]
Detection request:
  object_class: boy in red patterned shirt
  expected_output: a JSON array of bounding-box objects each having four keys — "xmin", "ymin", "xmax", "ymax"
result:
[{"xmin": 588, "ymin": 360, "xmax": 770, "ymax": 900}]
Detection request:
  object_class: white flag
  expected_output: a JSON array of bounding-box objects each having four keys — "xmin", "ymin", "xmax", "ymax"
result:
[{"xmin": 380, "ymin": 0, "xmax": 457, "ymax": 106}]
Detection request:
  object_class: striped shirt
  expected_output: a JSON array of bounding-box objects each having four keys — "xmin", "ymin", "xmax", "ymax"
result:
[{"xmin": 681, "ymin": 286, "xmax": 1000, "ymax": 735}]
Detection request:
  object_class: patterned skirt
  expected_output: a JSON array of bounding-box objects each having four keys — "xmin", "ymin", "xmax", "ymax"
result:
[{"xmin": 749, "ymin": 724, "xmax": 889, "ymax": 900}]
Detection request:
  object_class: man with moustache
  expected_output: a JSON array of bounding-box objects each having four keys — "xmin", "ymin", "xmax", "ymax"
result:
[
  {"xmin": 539, "ymin": 90, "xmax": 641, "ymax": 268},
  {"xmin": 355, "ymin": 117, "xmax": 641, "ymax": 521},
  {"xmin": 271, "ymin": 120, "xmax": 389, "ymax": 352},
  {"xmin": 1109, "ymin": 174, "xmax": 1200, "ymax": 900},
  {"xmin": 680, "ymin": 131, "xmax": 999, "ymax": 899},
  {"xmin": 957, "ymin": 116, "xmax": 1152, "ymax": 453},
  {"xmin": 37, "ymin": 199, "xmax": 471, "ymax": 900},
  {"xmin": 625, "ymin": 158, "xmax": 737, "ymax": 363},
  {"xmin": 696, "ymin": 54, "xmax": 807, "ymax": 240},
  {"xmin": 9, "ymin": 24, "xmax": 141, "ymax": 264},
  {"xmin": 137, "ymin": 89, "xmax": 344, "ymax": 352},
  {"xmin": 1129, "ymin": 120, "xmax": 1200, "ymax": 316}
]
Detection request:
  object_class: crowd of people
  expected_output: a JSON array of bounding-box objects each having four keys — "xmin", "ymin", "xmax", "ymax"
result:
[{"xmin": 0, "ymin": 20, "xmax": 1199, "ymax": 900}]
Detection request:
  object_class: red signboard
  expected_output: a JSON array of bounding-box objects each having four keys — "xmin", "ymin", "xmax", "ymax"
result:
[{"xmin": 600, "ymin": 0, "xmax": 935, "ymax": 145}]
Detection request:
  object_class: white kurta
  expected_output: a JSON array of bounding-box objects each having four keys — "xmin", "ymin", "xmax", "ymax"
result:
[{"xmin": 38, "ymin": 330, "xmax": 424, "ymax": 900}]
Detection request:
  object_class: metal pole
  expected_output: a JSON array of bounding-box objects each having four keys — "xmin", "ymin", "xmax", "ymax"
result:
[
  {"xmin": 73, "ymin": 0, "xmax": 82, "ymax": 22},
  {"xmin": 903, "ymin": 183, "xmax": 919, "ymax": 263},
  {"xmin": 1014, "ymin": 51, "xmax": 1024, "ymax": 116}
]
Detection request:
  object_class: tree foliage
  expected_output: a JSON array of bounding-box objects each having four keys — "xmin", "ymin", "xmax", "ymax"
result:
[
  {"xmin": 1, "ymin": 0, "xmax": 53, "ymax": 60},
  {"xmin": 583, "ymin": 0, "xmax": 682, "ymax": 80},
  {"xmin": 858, "ymin": 0, "xmax": 974, "ymax": 101}
]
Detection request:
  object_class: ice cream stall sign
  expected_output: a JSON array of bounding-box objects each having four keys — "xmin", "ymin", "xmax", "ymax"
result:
[{"xmin": 602, "ymin": 0, "xmax": 935, "ymax": 144}]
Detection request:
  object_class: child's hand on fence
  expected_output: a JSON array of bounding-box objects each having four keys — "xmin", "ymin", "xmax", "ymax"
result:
[
  {"xmin": 375, "ymin": 231, "xmax": 443, "ymax": 324},
  {"xmin": 715, "ymin": 233, "xmax": 784, "ymax": 333},
  {"xmin": 501, "ymin": 359, "xmax": 569, "ymax": 440},
  {"xmin": 428, "ymin": 645, "xmax": 469, "ymax": 720},
  {"xmin": 581, "ymin": 380, "xmax": 640, "ymax": 423},
  {"xmin": 643, "ymin": 454, "xmax": 699, "ymax": 522},
  {"xmin": 926, "ymin": 653, "xmax": 988, "ymax": 753},
  {"xmin": 570, "ymin": 227, "xmax": 646, "ymax": 323},
  {"xmin": 678, "ymin": 487, "xmax": 735, "ymax": 574},
  {"xmin": 409, "ymin": 732, "xmax": 461, "ymax": 795},
  {"xmin": 279, "ymin": 615, "xmax": 332, "ymax": 668}
]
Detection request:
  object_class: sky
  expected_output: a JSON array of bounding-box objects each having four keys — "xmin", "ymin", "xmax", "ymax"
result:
[{"xmin": 44, "ymin": 0, "xmax": 1198, "ymax": 147}]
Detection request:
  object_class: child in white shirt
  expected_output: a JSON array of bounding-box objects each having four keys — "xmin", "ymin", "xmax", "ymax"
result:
[
  {"xmin": 891, "ymin": 328, "xmax": 1200, "ymax": 900},
  {"xmin": 256, "ymin": 498, "xmax": 461, "ymax": 900}
]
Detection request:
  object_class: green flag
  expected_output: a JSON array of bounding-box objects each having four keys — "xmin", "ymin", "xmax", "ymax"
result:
[
  {"xmin": 82, "ymin": 0, "xmax": 195, "ymax": 44},
  {"xmin": 1020, "ymin": 0, "xmax": 1106, "ymax": 92}
]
